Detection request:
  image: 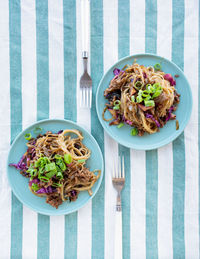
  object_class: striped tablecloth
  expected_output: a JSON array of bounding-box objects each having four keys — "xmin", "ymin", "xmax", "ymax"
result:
[{"xmin": 0, "ymin": 0, "xmax": 199, "ymax": 258}]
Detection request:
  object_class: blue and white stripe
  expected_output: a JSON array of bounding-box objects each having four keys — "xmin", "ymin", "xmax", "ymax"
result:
[{"xmin": 0, "ymin": 0, "xmax": 199, "ymax": 258}]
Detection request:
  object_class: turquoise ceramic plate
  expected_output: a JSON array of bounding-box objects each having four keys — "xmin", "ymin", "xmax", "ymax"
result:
[
  {"xmin": 7, "ymin": 119, "xmax": 104, "ymax": 215},
  {"xmin": 96, "ymin": 54, "xmax": 192, "ymax": 150}
]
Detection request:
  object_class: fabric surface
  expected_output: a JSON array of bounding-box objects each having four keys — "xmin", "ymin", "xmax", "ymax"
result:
[{"xmin": 0, "ymin": 0, "xmax": 199, "ymax": 258}]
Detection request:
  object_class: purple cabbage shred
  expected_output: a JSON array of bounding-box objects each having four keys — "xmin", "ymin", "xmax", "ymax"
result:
[
  {"xmin": 113, "ymin": 68, "xmax": 121, "ymax": 76},
  {"xmin": 164, "ymin": 74, "xmax": 176, "ymax": 86},
  {"xmin": 57, "ymin": 130, "xmax": 63, "ymax": 134},
  {"xmin": 145, "ymin": 113, "xmax": 160, "ymax": 127},
  {"xmin": 9, "ymin": 154, "xmax": 28, "ymax": 170}
]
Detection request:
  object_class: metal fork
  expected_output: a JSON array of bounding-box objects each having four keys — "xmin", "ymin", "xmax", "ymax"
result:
[
  {"xmin": 80, "ymin": 0, "xmax": 92, "ymax": 108},
  {"xmin": 112, "ymin": 156, "xmax": 125, "ymax": 259}
]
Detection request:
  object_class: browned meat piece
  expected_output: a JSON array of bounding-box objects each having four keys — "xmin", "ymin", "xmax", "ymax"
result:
[
  {"xmin": 138, "ymin": 104, "xmax": 153, "ymax": 112},
  {"xmin": 46, "ymin": 194, "xmax": 63, "ymax": 209}
]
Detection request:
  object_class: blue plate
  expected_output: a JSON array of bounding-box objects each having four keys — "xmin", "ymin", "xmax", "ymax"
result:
[
  {"xmin": 7, "ymin": 119, "xmax": 104, "ymax": 215},
  {"xmin": 96, "ymin": 54, "xmax": 192, "ymax": 150}
]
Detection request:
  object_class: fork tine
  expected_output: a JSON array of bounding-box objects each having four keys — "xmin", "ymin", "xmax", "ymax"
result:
[
  {"xmin": 80, "ymin": 88, "xmax": 83, "ymax": 107},
  {"xmin": 122, "ymin": 156, "xmax": 125, "ymax": 178},
  {"xmin": 89, "ymin": 88, "xmax": 92, "ymax": 108},
  {"xmin": 86, "ymin": 87, "xmax": 89, "ymax": 107},
  {"xmin": 83, "ymin": 88, "xmax": 86, "ymax": 107},
  {"xmin": 118, "ymin": 156, "xmax": 121, "ymax": 178}
]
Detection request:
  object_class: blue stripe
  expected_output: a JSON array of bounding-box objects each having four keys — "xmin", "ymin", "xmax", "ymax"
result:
[
  {"xmin": 199, "ymin": 0, "xmax": 200, "ymax": 255},
  {"xmin": 35, "ymin": 1, "xmax": 50, "ymax": 258},
  {"xmin": 172, "ymin": 0, "xmax": 185, "ymax": 257},
  {"xmin": 90, "ymin": 1, "xmax": 104, "ymax": 258},
  {"xmin": 118, "ymin": 0, "xmax": 130, "ymax": 258},
  {"xmin": 145, "ymin": 1, "xmax": 158, "ymax": 258},
  {"xmin": 36, "ymin": 0, "xmax": 49, "ymax": 121},
  {"xmin": 9, "ymin": 0, "xmax": 23, "ymax": 258},
  {"xmin": 63, "ymin": 0, "xmax": 77, "ymax": 258},
  {"xmin": 63, "ymin": 0, "xmax": 77, "ymax": 121}
]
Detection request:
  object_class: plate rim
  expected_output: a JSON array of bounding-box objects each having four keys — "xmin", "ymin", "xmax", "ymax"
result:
[
  {"xmin": 6, "ymin": 118, "xmax": 104, "ymax": 215},
  {"xmin": 96, "ymin": 53, "xmax": 193, "ymax": 150}
]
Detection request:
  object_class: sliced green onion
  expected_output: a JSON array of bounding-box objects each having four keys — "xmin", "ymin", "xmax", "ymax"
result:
[
  {"xmin": 114, "ymin": 100, "xmax": 121, "ymax": 106},
  {"xmin": 138, "ymin": 89, "xmax": 143, "ymax": 96},
  {"xmin": 136, "ymin": 95, "xmax": 143, "ymax": 103},
  {"xmin": 152, "ymin": 90, "xmax": 162, "ymax": 99},
  {"xmin": 153, "ymin": 83, "xmax": 161, "ymax": 89},
  {"xmin": 39, "ymin": 176, "xmax": 49, "ymax": 182},
  {"xmin": 134, "ymin": 81, "xmax": 143, "ymax": 90},
  {"xmin": 33, "ymin": 126, "xmax": 43, "ymax": 134},
  {"xmin": 113, "ymin": 105, "xmax": 120, "ymax": 110},
  {"xmin": 24, "ymin": 133, "xmax": 32, "ymax": 140},
  {"xmin": 131, "ymin": 128, "xmax": 138, "ymax": 136},
  {"xmin": 142, "ymin": 90, "xmax": 150, "ymax": 98},
  {"xmin": 78, "ymin": 159, "xmax": 86, "ymax": 163},
  {"xmin": 146, "ymin": 84, "xmax": 154, "ymax": 93},
  {"xmin": 64, "ymin": 153, "xmax": 72, "ymax": 164},
  {"xmin": 154, "ymin": 63, "xmax": 162, "ymax": 71},
  {"xmin": 45, "ymin": 162, "xmax": 56, "ymax": 172},
  {"xmin": 46, "ymin": 170, "xmax": 56, "ymax": 179},
  {"xmin": 144, "ymin": 96, "xmax": 151, "ymax": 101},
  {"xmin": 31, "ymin": 183, "xmax": 39, "ymax": 192},
  {"xmin": 56, "ymin": 171, "xmax": 63, "ymax": 179},
  {"xmin": 52, "ymin": 182, "xmax": 62, "ymax": 187},
  {"xmin": 131, "ymin": 96, "xmax": 135, "ymax": 102},
  {"xmin": 144, "ymin": 100, "xmax": 155, "ymax": 107},
  {"xmin": 117, "ymin": 123, "xmax": 124, "ymax": 129}
]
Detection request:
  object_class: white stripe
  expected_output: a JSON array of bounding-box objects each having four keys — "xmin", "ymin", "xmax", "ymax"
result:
[
  {"xmin": 157, "ymin": 0, "xmax": 172, "ymax": 59},
  {"xmin": 48, "ymin": 1, "xmax": 65, "ymax": 258},
  {"xmin": 0, "ymin": 0, "xmax": 11, "ymax": 258},
  {"xmin": 157, "ymin": 144, "xmax": 173, "ymax": 259},
  {"xmin": 184, "ymin": 0, "xmax": 199, "ymax": 258},
  {"xmin": 130, "ymin": 0, "xmax": 145, "ymax": 54},
  {"xmin": 130, "ymin": 150, "xmax": 146, "ymax": 259},
  {"xmin": 76, "ymin": 1, "xmax": 92, "ymax": 258},
  {"xmin": 103, "ymin": 0, "xmax": 118, "ymax": 258},
  {"xmin": 157, "ymin": 1, "xmax": 173, "ymax": 258},
  {"xmin": 49, "ymin": 0, "xmax": 64, "ymax": 119},
  {"xmin": 21, "ymin": 0, "xmax": 38, "ymax": 258},
  {"xmin": 21, "ymin": 0, "xmax": 37, "ymax": 128}
]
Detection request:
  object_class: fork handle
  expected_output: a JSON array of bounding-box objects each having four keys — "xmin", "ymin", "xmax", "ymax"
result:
[
  {"xmin": 81, "ymin": 0, "xmax": 90, "ymax": 56},
  {"xmin": 115, "ymin": 211, "xmax": 122, "ymax": 259}
]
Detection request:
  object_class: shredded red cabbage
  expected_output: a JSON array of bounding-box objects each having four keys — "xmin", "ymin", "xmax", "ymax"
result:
[
  {"xmin": 36, "ymin": 186, "xmax": 56, "ymax": 194},
  {"xmin": 145, "ymin": 113, "xmax": 160, "ymax": 127},
  {"xmin": 166, "ymin": 106, "xmax": 174, "ymax": 121},
  {"xmin": 113, "ymin": 68, "xmax": 121, "ymax": 76},
  {"xmin": 57, "ymin": 130, "xmax": 63, "ymax": 134},
  {"xmin": 71, "ymin": 190, "xmax": 76, "ymax": 197},
  {"xmin": 143, "ymin": 72, "xmax": 147, "ymax": 79},
  {"xmin": 122, "ymin": 115, "xmax": 133, "ymax": 125},
  {"xmin": 9, "ymin": 154, "xmax": 28, "ymax": 170},
  {"xmin": 164, "ymin": 74, "xmax": 176, "ymax": 86}
]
